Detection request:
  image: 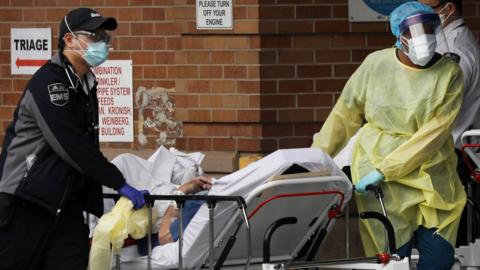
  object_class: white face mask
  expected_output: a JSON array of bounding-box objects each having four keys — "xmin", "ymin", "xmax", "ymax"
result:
[{"xmin": 401, "ymin": 34, "xmax": 437, "ymax": 66}]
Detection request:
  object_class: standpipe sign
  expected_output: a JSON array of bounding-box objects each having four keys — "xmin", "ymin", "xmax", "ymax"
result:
[
  {"xmin": 196, "ymin": 0, "xmax": 233, "ymax": 29},
  {"xmin": 11, "ymin": 28, "xmax": 51, "ymax": 75},
  {"xmin": 92, "ymin": 60, "xmax": 134, "ymax": 142}
]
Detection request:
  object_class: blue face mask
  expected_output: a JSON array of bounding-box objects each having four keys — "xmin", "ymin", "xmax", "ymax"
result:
[{"xmin": 82, "ymin": 41, "xmax": 109, "ymax": 67}]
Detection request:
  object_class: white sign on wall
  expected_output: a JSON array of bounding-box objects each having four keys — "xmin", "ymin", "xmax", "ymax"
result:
[
  {"xmin": 349, "ymin": 0, "xmax": 410, "ymax": 22},
  {"xmin": 196, "ymin": 0, "xmax": 233, "ymax": 29},
  {"xmin": 92, "ymin": 60, "xmax": 134, "ymax": 142},
  {"xmin": 11, "ymin": 28, "xmax": 51, "ymax": 75}
]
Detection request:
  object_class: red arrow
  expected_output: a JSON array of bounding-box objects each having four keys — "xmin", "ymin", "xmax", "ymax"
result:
[{"xmin": 16, "ymin": 58, "xmax": 48, "ymax": 68}]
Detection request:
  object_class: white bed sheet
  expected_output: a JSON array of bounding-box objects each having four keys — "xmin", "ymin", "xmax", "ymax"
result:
[{"xmin": 118, "ymin": 148, "xmax": 351, "ymax": 270}]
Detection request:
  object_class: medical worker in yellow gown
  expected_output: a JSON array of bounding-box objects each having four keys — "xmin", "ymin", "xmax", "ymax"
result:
[{"xmin": 311, "ymin": 2, "xmax": 466, "ymax": 269}]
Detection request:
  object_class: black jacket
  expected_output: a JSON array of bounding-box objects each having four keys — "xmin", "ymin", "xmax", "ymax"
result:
[{"xmin": 0, "ymin": 53, "xmax": 125, "ymax": 217}]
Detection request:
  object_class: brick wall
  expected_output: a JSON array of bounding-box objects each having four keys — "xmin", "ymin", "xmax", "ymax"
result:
[{"xmin": 0, "ymin": 0, "xmax": 479, "ymax": 154}]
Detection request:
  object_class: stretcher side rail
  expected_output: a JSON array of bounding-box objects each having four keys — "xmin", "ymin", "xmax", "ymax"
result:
[
  {"xmin": 460, "ymin": 131, "xmax": 480, "ymax": 243},
  {"xmin": 101, "ymin": 193, "xmax": 250, "ymax": 270},
  {"xmin": 206, "ymin": 179, "xmax": 349, "ymax": 269},
  {"xmin": 198, "ymin": 191, "xmax": 346, "ymax": 269},
  {"xmin": 247, "ymin": 191, "xmax": 344, "ymax": 268},
  {"xmin": 102, "ymin": 193, "xmax": 247, "ymax": 208},
  {"xmin": 274, "ymin": 211, "xmax": 399, "ymax": 269},
  {"xmin": 274, "ymin": 186, "xmax": 400, "ymax": 270}
]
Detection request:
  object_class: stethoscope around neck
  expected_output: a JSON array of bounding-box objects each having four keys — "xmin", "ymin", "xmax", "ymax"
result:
[
  {"xmin": 62, "ymin": 59, "xmax": 99, "ymax": 136},
  {"xmin": 62, "ymin": 16, "xmax": 81, "ymax": 91},
  {"xmin": 62, "ymin": 16, "xmax": 100, "ymax": 138},
  {"xmin": 64, "ymin": 65, "xmax": 78, "ymax": 91}
]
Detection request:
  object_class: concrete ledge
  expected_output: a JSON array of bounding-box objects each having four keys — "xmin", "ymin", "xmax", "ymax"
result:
[{"xmin": 200, "ymin": 151, "xmax": 238, "ymax": 173}]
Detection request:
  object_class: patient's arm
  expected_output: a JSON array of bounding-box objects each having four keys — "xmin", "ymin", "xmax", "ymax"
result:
[
  {"xmin": 158, "ymin": 176, "xmax": 211, "ymax": 245},
  {"xmin": 178, "ymin": 175, "xmax": 212, "ymax": 194},
  {"xmin": 158, "ymin": 206, "xmax": 178, "ymax": 245}
]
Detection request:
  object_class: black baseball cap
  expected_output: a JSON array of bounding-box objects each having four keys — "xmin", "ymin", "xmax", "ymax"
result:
[{"xmin": 59, "ymin": 8, "xmax": 117, "ymax": 48}]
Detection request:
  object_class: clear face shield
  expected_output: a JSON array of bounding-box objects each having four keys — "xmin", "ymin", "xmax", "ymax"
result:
[
  {"xmin": 400, "ymin": 13, "xmax": 459, "ymax": 63},
  {"xmin": 400, "ymin": 13, "xmax": 443, "ymax": 51}
]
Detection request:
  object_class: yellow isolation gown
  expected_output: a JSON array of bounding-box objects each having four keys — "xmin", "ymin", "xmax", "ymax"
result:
[{"xmin": 312, "ymin": 48, "xmax": 466, "ymax": 255}]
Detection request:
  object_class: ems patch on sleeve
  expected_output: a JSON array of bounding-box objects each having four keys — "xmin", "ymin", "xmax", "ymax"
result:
[{"xmin": 48, "ymin": 83, "xmax": 69, "ymax": 106}]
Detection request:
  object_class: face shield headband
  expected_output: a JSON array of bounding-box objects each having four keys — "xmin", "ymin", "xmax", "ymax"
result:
[{"xmin": 399, "ymin": 13, "xmax": 441, "ymax": 38}]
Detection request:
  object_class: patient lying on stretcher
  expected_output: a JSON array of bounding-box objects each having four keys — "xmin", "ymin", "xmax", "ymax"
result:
[
  {"xmin": 156, "ymin": 176, "xmax": 212, "ymax": 245},
  {"xmin": 136, "ymin": 176, "xmax": 212, "ymax": 256}
]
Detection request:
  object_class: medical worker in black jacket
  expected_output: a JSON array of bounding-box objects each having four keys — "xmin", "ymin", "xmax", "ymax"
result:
[{"xmin": 0, "ymin": 8, "xmax": 147, "ymax": 270}]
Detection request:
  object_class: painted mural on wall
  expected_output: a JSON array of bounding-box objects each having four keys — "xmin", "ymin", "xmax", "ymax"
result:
[{"xmin": 135, "ymin": 86, "xmax": 183, "ymax": 146}]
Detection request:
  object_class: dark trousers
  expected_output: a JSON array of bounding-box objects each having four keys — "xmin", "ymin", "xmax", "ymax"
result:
[
  {"xmin": 0, "ymin": 198, "xmax": 89, "ymax": 270},
  {"xmin": 397, "ymin": 226, "xmax": 455, "ymax": 270}
]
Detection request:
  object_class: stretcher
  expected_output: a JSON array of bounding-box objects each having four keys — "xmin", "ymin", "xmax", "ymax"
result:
[
  {"xmin": 107, "ymin": 169, "xmax": 352, "ymax": 270},
  {"xmin": 111, "ymin": 180, "xmax": 410, "ymax": 270},
  {"xmin": 92, "ymin": 148, "xmax": 410, "ymax": 270}
]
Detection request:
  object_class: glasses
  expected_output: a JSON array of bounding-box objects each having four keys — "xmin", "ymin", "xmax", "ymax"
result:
[{"xmin": 73, "ymin": 30, "xmax": 111, "ymax": 44}]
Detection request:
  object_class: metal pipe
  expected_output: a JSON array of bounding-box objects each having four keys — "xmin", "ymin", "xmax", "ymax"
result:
[
  {"xmin": 378, "ymin": 196, "xmax": 387, "ymax": 217},
  {"xmin": 282, "ymin": 256, "xmax": 380, "ymax": 269},
  {"xmin": 360, "ymin": 211, "xmax": 396, "ymax": 253},
  {"xmin": 467, "ymin": 181, "xmax": 473, "ymax": 242},
  {"xmin": 240, "ymin": 205, "xmax": 252, "ymax": 270},
  {"xmin": 208, "ymin": 202, "xmax": 215, "ymax": 270},
  {"xmin": 178, "ymin": 202, "xmax": 184, "ymax": 270},
  {"xmin": 378, "ymin": 194, "xmax": 389, "ymax": 253},
  {"xmin": 115, "ymin": 254, "xmax": 121, "ymax": 270},
  {"xmin": 147, "ymin": 204, "xmax": 152, "ymax": 270},
  {"xmin": 263, "ymin": 217, "xmax": 298, "ymax": 263},
  {"xmin": 366, "ymin": 185, "xmax": 389, "ymax": 253},
  {"xmin": 345, "ymin": 203, "xmax": 350, "ymax": 258}
]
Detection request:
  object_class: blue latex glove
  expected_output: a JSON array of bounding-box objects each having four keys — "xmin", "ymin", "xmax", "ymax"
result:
[
  {"xmin": 117, "ymin": 183, "xmax": 149, "ymax": 209},
  {"xmin": 355, "ymin": 170, "xmax": 385, "ymax": 193}
]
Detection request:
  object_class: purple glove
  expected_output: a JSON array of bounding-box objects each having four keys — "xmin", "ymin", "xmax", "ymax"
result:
[{"xmin": 117, "ymin": 183, "xmax": 149, "ymax": 209}]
